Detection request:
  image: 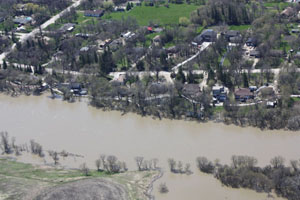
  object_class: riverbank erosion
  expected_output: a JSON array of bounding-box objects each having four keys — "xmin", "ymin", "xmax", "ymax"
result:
[{"xmin": 0, "ymin": 158, "xmax": 158, "ymax": 200}]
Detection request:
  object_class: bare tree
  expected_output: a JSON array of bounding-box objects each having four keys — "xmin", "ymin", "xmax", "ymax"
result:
[
  {"xmin": 135, "ymin": 156, "xmax": 144, "ymax": 171},
  {"xmin": 51, "ymin": 151, "xmax": 59, "ymax": 165},
  {"xmin": 290, "ymin": 160, "xmax": 299, "ymax": 172},
  {"xmin": 80, "ymin": 163, "xmax": 90, "ymax": 176},
  {"xmin": 177, "ymin": 161, "xmax": 183, "ymax": 173},
  {"xmin": 159, "ymin": 183, "xmax": 169, "ymax": 193},
  {"xmin": 0, "ymin": 132, "xmax": 12, "ymax": 154},
  {"xmin": 185, "ymin": 163, "xmax": 192, "ymax": 175},
  {"xmin": 100, "ymin": 154, "xmax": 106, "ymax": 170},
  {"xmin": 95, "ymin": 159, "xmax": 102, "ymax": 171},
  {"xmin": 168, "ymin": 158, "xmax": 176, "ymax": 173},
  {"xmin": 30, "ymin": 140, "xmax": 44, "ymax": 157},
  {"xmin": 270, "ymin": 156, "xmax": 285, "ymax": 169}
]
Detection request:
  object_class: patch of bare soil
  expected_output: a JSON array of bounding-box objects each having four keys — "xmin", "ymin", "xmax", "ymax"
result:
[{"xmin": 34, "ymin": 178, "xmax": 129, "ymax": 200}]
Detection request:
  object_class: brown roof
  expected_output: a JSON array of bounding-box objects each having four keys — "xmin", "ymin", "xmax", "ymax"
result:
[
  {"xmin": 235, "ymin": 88, "xmax": 253, "ymax": 97},
  {"xmin": 183, "ymin": 84, "xmax": 201, "ymax": 96}
]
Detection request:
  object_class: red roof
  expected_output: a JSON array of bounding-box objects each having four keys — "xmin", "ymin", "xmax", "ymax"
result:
[{"xmin": 147, "ymin": 27, "xmax": 153, "ymax": 31}]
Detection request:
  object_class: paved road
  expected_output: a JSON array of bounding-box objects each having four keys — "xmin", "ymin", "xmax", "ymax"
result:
[
  {"xmin": 0, "ymin": 0, "xmax": 83, "ymax": 65},
  {"xmin": 172, "ymin": 42, "xmax": 211, "ymax": 72}
]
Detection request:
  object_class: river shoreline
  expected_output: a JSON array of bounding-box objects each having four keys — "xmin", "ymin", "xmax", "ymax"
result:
[
  {"xmin": 1, "ymin": 90, "xmax": 296, "ymax": 132},
  {"xmin": 0, "ymin": 93, "xmax": 298, "ymax": 200}
]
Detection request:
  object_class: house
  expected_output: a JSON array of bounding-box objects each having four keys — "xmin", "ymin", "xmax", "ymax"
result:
[
  {"xmin": 154, "ymin": 28, "xmax": 163, "ymax": 33},
  {"xmin": 200, "ymin": 29, "xmax": 217, "ymax": 42},
  {"xmin": 249, "ymin": 50, "xmax": 260, "ymax": 58},
  {"xmin": 109, "ymin": 39, "xmax": 122, "ymax": 51},
  {"xmin": 80, "ymin": 46, "xmax": 89, "ymax": 52},
  {"xmin": 75, "ymin": 33, "xmax": 91, "ymax": 39},
  {"xmin": 212, "ymin": 85, "xmax": 228, "ymax": 102},
  {"xmin": 84, "ymin": 10, "xmax": 105, "ymax": 17},
  {"xmin": 70, "ymin": 83, "xmax": 81, "ymax": 95},
  {"xmin": 13, "ymin": 16, "xmax": 32, "ymax": 25},
  {"xmin": 193, "ymin": 29, "xmax": 217, "ymax": 45},
  {"xmin": 266, "ymin": 100, "xmax": 277, "ymax": 108},
  {"xmin": 121, "ymin": 31, "xmax": 136, "ymax": 40},
  {"xmin": 281, "ymin": 7, "xmax": 294, "ymax": 17},
  {"xmin": 229, "ymin": 36, "xmax": 242, "ymax": 44},
  {"xmin": 147, "ymin": 26, "xmax": 154, "ymax": 33},
  {"xmin": 182, "ymin": 84, "xmax": 202, "ymax": 97},
  {"xmin": 249, "ymin": 86, "xmax": 258, "ymax": 92},
  {"xmin": 246, "ymin": 37, "xmax": 257, "ymax": 47},
  {"xmin": 58, "ymin": 23, "xmax": 75, "ymax": 33},
  {"xmin": 234, "ymin": 88, "xmax": 254, "ymax": 102},
  {"xmin": 114, "ymin": 6, "xmax": 126, "ymax": 12},
  {"xmin": 0, "ymin": 17, "xmax": 4, "ymax": 23},
  {"xmin": 291, "ymin": 29, "xmax": 300, "ymax": 33},
  {"xmin": 225, "ymin": 30, "xmax": 240, "ymax": 41},
  {"xmin": 98, "ymin": 39, "xmax": 111, "ymax": 49}
]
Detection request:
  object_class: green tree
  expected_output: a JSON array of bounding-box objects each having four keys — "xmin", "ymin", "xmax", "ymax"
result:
[
  {"xmin": 126, "ymin": 2, "xmax": 131, "ymax": 11},
  {"xmin": 99, "ymin": 49, "xmax": 116, "ymax": 75},
  {"xmin": 243, "ymin": 72, "xmax": 249, "ymax": 88},
  {"xmin": 176, "ymin": 67, "xmax": 186, "ymax": 83}
]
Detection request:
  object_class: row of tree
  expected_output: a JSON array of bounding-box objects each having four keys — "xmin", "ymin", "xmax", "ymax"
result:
[{"xmin": 196, "ymin": 155, "xmax": 300, "ymax": 200}]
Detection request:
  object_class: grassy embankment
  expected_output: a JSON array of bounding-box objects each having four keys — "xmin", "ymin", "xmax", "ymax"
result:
[{"xmin": 0, "ymin": 158, "xmax": 157, "ymax": 200}]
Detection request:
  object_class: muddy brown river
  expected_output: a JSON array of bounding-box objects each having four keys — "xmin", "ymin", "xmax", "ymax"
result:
[{"xmin": 1, "ymin": 94, "xmax": 299, "ymax": 200}]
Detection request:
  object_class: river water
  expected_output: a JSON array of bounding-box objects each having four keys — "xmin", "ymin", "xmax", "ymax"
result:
[{"xmin": 0, "ymin": 94, "xmax": 299, "ymax": 200}]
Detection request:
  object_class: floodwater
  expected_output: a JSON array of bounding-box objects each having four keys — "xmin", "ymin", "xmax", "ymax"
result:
[{"xmin": 1, "ymin": 94, "xmax": 299, "ymax": 200}]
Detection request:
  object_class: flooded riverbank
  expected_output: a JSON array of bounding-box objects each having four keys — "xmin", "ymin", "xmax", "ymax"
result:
[{"xmin": 0, "ymin": 94, "xmax": 298, "ymax": 199}]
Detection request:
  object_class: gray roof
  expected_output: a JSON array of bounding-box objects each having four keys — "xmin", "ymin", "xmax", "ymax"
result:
[
  {"xmin": 59, "ymin": 23, "xmax": 75, "ymax": 33},
  {"xmin": 201, "ymin": 29, "xmax": 216, "ymax": 37},
  {"xmin": 226, "ymin": 30, "xmax": 240, "ymax": 38}
]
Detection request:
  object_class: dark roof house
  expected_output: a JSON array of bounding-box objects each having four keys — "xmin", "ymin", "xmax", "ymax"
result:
[
  {"xmin": 246, "ymin": 37, "xmax": 258, "ymax": 47},
  {"xmin": 225, "ymin": 30, "xmax": 240, "ymax": 41},
  {"xmin": 193, "ymin": 29, "xmax": 217, "ymax": 45},
  {"xmin": 229, "ymin": 36, "xmax": 242, "ymax": 43},
  {"xmin": 250, "ymin": 50, "xmax": 260, "ymax": 58},
  {"xmin": 84, "ymin": 10, "xmax": 105, "ymax": 17}
]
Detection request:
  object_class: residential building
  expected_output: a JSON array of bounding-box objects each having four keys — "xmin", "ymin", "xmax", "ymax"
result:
[
  {"xmin": 13, "ymin": 16, "xmax": 32, "ymax": 25},
  {"xmin": 84, "ymin": 10, "xmax": 105, "ymax": 17},
  {"xmin": 246, "ymin": 37, "xmax": 257, "ymax": 47},
  {"xmin": 193, "ymin": 29, "xmax": 217, "ymax": 45},
  {"xmin": 235, "ymin": 88, "xmax": 254, "ymax": 102}
]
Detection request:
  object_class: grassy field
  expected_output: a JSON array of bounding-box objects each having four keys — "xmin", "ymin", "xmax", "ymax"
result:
[
  {"xmin": 103, "ymin": 3, "xmax": 199, "ymax": 26},
  {"xmin": 0, "ymin": 158, "xmax": 157, "ymax": 200}
]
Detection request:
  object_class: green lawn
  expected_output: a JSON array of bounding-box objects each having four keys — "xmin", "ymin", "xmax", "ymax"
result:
[
  {"xmin": 103, "ymin": 3, "xmax": 199, "ymax": 26},
  {"xmin": 263, "ymin": 2, "xmax": 290, "ymax": 11},
  {"xmin": 229, "ymin": 25, "xmax": 251, "ymax": 31}
]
